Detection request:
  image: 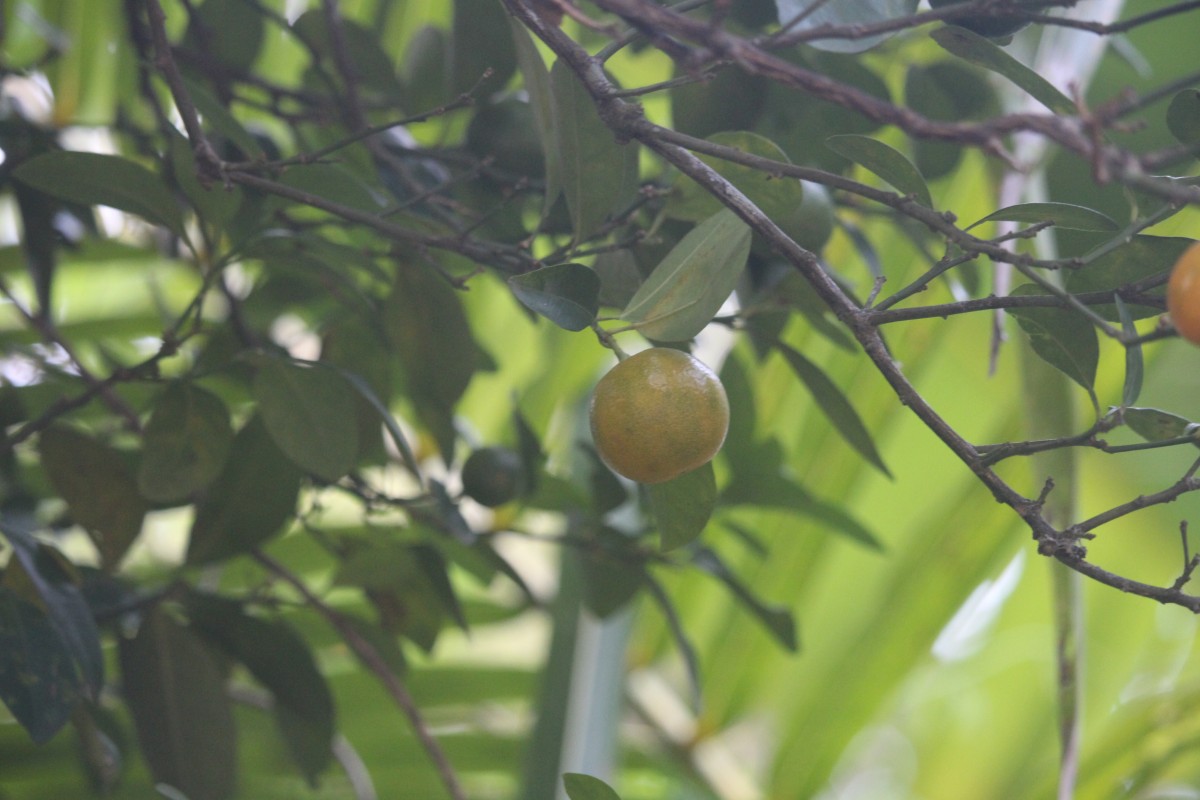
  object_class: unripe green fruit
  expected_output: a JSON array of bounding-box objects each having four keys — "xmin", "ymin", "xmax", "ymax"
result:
[{"xmin": 461, "ymin": 446, "xmax": 527, "ymax": 507}]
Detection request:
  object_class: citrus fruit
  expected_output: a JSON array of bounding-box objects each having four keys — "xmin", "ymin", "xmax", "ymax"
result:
[
  {"xmin": 1167, "ymin": 241, "xmax": 1200, "ymax": 345},
  {"xmin": 930, "ymin": 0, "xmax": 1036, "ymax": 38},
  {"xmin": 461, "ymin": 446, "xmax": 527, "ymax": 507},
  {"xmin": 589, "ymin": 348, "xmax": 730, "ymax": 484}
]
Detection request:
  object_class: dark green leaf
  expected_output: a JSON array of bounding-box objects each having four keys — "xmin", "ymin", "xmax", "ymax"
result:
[
  {"xmin": 669, "ymin": 131, "xmax": 806, "ymax": 223},
  {"xmin": 293, "ymin": 10, "xmax": 404, "ymax": 101},
  {"xmin": 187, "ymin": 416, "xmax": 303, "ymax": 565},
  {"xmin": 1115, "ymin": 295, "xmax": 1143, "ymax": 408},
  {"xmin": 254, "ymin": 358, "xmax": 359, "ymax": 482},
  {"xmin": 39, "ymin": 426, "xmax": 146, "ymax": 569},
  {"xmin": 138, "ymin": 382, "xmax": 234, "ymax": 504},
  {"xmin": 905, "ymin": 62, "xmax": 998, "ymax": 180},
  {"xmin": 385, "ymin": 264, "xmax": 480, "ymax": 461},
  {"xmin": 278, "ymin": 163, "xmax": 388, "ymax": 214},
  {"xmin": 1166, "ymin": 89, "xmax": 1200, "ymax": 149},
  {"xmin": 13, "ymin": 151, "xmax": 185, "ymax": 236},
  {"xmin": 621, "ymin": 209, "xmax": 751, "ymax": 342},
  {"xmin": 774, "ymin": 0, "xmax": 919, "ymax": 53},
  {"xmin": 118, "ymin": 607, "xmax": 237, "ymax": 800},
  {"xmin": 509, "ymin": 263, "xmax": 600, "ymax": 331},
  {"xmin": 453, "ymin": 0, "xmax": 517, "ymax": 97},
  {"xmin": 968, "ymin": 202, "xmax": 1120, "ymax": 233},
  {"xmin": 563, "ymin": 772, "xmax": 623, "ymax": 800},
  {"xmin": 1066, "ymin": 235, "xmax": 1191, "ymax": 320},
  {"xmin": 580, "ymin": 528, "xmax": 644, "ymax": 618},
  {"xmin": 931, "ymin": 26, "xmax": 1075, "ymax": 115},
  {"xmin": 183, "ymin": 0, "xmax": 264, "ymax": 73},
  {"xmin": 775, "ymin": 343, "xmax": 891, "ymax": 477},
  {"xmin": 647, "ymin": 462, "xmax": 716, "ymax": 551},
  {"xmin": 825, "ymin": 134, "xmax": 932, "ymax": 208},
  {"xmin": 0, "ymin": 586, "xmax": 81, "ymax": 743},
  {"xmin": 183, "ymin": 77, "xmax": 264, "ymax": 160},
  {"xmin": 671, "ymin": 64, "xmax": 769, "ymax": 140},
  {"xmin": 692, "ymin": 546, "xmax": 798, "ymax": 652},
  {"xmin": 551, "ymin": 59, "xmax": 638, "ymax": 242},
  {"xmin": 168, "ymin": 129, "xmax": 241, "ymax": 231},
  {"xmin": 1123, "ymin": 407, "xmax": 1196, "ymax": 444},
  {"xmin": 510, "ymin": 18, "xmax": 561, "ymax": 208},
  {"xmin": 1008, "ymin": 284, "xmax": 1099, "ymax": 402},
  {"xmin": 187, "ymin": 593, "xmax": 335, "ymax": 785}
]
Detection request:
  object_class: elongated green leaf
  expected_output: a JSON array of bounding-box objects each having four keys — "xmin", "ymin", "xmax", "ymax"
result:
[
  {"xmin": 669, "ymin": 131, "xmax": 806, "ymax": 223},
  {"xmin": 621, "ymin": 209, "xmax": 751, "ymax": 342},
  {"xmin": 13, "ymin": 151, "xmax": 185, "ymax": 236},
  {"xmin": 183, "ymin": 0, "xmax": 264, "ymax": 73},
  {"xmin": 931, "ymin": 26, "xmax": 1075, "ymax": 114},
  {"xmin": 187, "ymin": 416, "xmax": 303, "ymax": 565},
  {"xmin": 510, "ymin": 18, "xmax": 561, "ymax": 208},
  {"xmin": 187, "ymin": 592, "xmax": 335, "ymax": 785},
  {"xmin": 968, "ymin": 202, "xmax": 1119, "ymax": 233},
  {"xmin": 254, "ymin": 358, "xmax": 359, "ymax": 482},
  {"xmin": 564, "ymin": 773, "xmax": 623, "ymax": 800},
  {"xmin": 551, "ymin": 59, "xmax": 638, "ymax": 242},
  {"xmin": 692, "ymin": 546, "xmax": 798, "ymax": 652},
  {"xmin": 509, "ymin": 263, "xmax": 600, "ymax": 331},
  {"xmin": 1123, "ymin": 407, "xmax": 1196, "ymax": 444},
  {"xmin": 118, "ymin": 607, "xmax": 237, "ymax": 800},
  {"xmin": 647, "ymin": 462, "xmax": 716, "ymax": 551},
  {"xmin": 183, "ymin": 76, "xmax": 264, "ymax": 160},
  {"xmin": 826, "ymin": 134, "xmax": 932, "ymax": 208},
  {"xmin": 1115, "ymin": 295, "xmax": 1143, "ymax": 408},
  {"xmin": 292, "ymin": 10, "xmax": 403, "ymax": 100},
  {"xmin": 1066, "ymin": 235, "xmax": 1192, "ymax": 320},
  {"xmin": 775, "ymin": 343, "xmax": 891, "ymax": 477},
  {"xmin": 774, "ymin": 0, "xmax": 920, "ymax": 53},
  {"xmin": 453, "ymin": 0, "xmax": 516, "ymax": 96},
  {"xmin": 39, "ymin": 426, "xmax": 146, "ymax": 569},
  {"xmin": 138, "ymin": 382, "xmax": 234, "ymax": 504},
  {"xmin": 0, "ymin": 586, "xmax": 82, "ymax": 743},
  {"xmin": 1167, "ymin": 89, "xmax": 1200, "ymax": 148},
  {"xmin": 1008, "ymin": 285, "xmax": 1099, "ymax": 403},
  {"xmin": 279, "ymin": 163, "xmax": 388, "ymax": 214}
]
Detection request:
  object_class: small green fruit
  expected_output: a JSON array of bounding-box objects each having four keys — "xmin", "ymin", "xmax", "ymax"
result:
[{"xmin": 461, "ymin": 447, "xmax": 527, "ymax": 507}]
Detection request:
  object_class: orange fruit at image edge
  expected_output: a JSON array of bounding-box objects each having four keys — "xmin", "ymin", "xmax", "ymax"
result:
[
  {"xmin": 1167, "ymin": 240, "xmax": 1200, "ymax": 345},
  {"xmin": 589, "ymin": 348, "xmax": 730, "ymax": 484}
]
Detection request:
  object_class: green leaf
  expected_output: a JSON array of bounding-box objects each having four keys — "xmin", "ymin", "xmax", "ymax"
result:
[
  {"xmin": 773, "ymin": 0, "xmax": 920, "ymax": 53},
  {"xmin": 551, "ymin": 59, "xmax": 639, "ymax": 242},
  {"xmin": 0, "ymin": 586, "xmax": 82, "ymax": 743},
  {"xmin": 510, "ymin": 18, "xmax": 561, "ymax": 209},
  {"xmin": 669, "ymin": 130, "xmax": 806, "ymax": 223},
  {"xmin": 1065, "ymin": 235, "xmax": 1192, "ymax": 320},
  {"xmin": 293, "ymin": 10, "xmax": 404, "ymax": 101},
  {"xmin": 775, "ymin": 343, "xmax": 891, "ymax": 477},
  {"xmin": 278, "ymin": 163, "xmax": 388, "ymax": 214},
  {"xmin": 183, "ymin": 76, "xmax": 265, "ymax": 160},
  {"xmin": 39, "ymin": 426, "xmax": 146, "ymax": 569},
  {"xmin": 931, "ymin": 26, "xmax": 1075, "ymax": 115},
  {"xmin": 118, "ymin": 607, "xmax": 237, "ymax": 800},
  {"xmin": 647, "ymin": 462, "xmax": 716, "ymax": 551},
  {"xmin": 620, "ymin": 209, "xmax": 751, "ymax": 342},
  {"xmin": 905, "ymin": 61, "xmax": 998, "ymax": 180},
  {"xmin": 13, "ymin": 151, "xmax": 185, "ymax": 236},
  {"xmin": 509, "ymin": 263, "xmax": 600, "ymax": 331},
  {"xmin": 692, "ymin": 546, "xmax": 798, "ymax": 652},
  {"xmin": 187, "ymin": 593, "xmax": 335, "ymax": 786},
  {"xmin": 187, "ymin": 415, "xmax": 303, "ymax": 565},
  {"xmin": 453, "ymin": 0, "xmax": 517, "ymax": 97},
  {"xmin": 168, "ymin": 129, "xmax": 241, "ymax": 231},
  {"xmin": 580, "ymin": 528, "xmax": 645, "ymax": 618},
  {"xmin": 1123, "ymin": 407, "xmax": 1196, "ymax": 444},
  {"xmin": 825, "ymin": 134, "xmax": 932, "ymax": 208},
  {"xmin": 138, "ymin": 382, "xmax": 234, "ymax": 504},
  {"xmin": 385, "ymin": 263, "xmax": 480, "ymax": 461},
  {"xmin": 1115, "ymin": 295, "xmax": 1143, "ymax": 408},
  {"xmin": 1008, "ymin": 284, "xmax": 1099, "ymax": 403},
  {"xmin": 183, "ymin": 0, "xmax": 264, "ymax": 73},
  {"xmin": 563, "ymin": 772, "xmax": 623, "ymax": 800},
  {"xmin": 254, "ymin": 358, "xmax": 359, "ymax": 482},
  {"xmin": 1166, "ymin": 89, "xmax": 1200, "ymax": 149},
  {"xmin": 968, "ymin": 202, "xmax": 1120, "ymax": 233}
]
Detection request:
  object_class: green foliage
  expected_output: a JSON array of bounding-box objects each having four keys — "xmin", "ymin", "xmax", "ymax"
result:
[{"xmin": 2, "ymin": 1, "xmax": 1200, "ymax": 799}]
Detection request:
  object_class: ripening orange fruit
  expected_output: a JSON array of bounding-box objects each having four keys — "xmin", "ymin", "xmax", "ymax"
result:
[
  {"xmin": 589, "ymin": 348, "xmax": 730, "ymax": 484},
  {"xmin": 1167, "ymin": 241, "xmax": 1200, "ymax": 345}
]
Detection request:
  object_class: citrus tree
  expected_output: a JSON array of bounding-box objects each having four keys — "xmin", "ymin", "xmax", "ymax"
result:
[{"xmin": 2, "ymin": 0, "xmax": 1200, "ymax": 798}]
